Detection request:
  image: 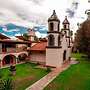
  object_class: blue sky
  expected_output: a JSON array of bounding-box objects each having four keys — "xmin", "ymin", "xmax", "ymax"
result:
[{"xmin": 0, "ymin": 0, "xmax": 90, "ymax": 34}]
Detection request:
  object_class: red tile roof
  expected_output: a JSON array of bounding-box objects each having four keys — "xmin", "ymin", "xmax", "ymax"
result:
[
  {"xmin": 0, "ymin": 39, "xmax": 31, "ymax": 44},
  {"xmin": 16, "ymin": 36, "xmax": 25, "ymax": 40},
  {"xmin": 0, "ymin": 33, "xmax": 10, "ymax": 39},
  {"xmin": 30, "ymin": 41, "xmax": 47, "ymax": 51}
]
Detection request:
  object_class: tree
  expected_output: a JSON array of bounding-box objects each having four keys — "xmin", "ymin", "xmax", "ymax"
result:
[
  {"xmin": 0, "ymin": 69, "xmax": 2, "ymax": 78},
  {"xmin": 34, "ymin": 36, "xmax": 39, "ymax": 41},
  {"xmin": 74, "ymin": 20, "xmax": 90, "ymax": 58},
  {"xmin": 0, "ymin": 78, "xmax": 14, "ymax": 90},
  {"xmin": 23, "ymin": 33, "xmax": 29, "ymax": 41}
]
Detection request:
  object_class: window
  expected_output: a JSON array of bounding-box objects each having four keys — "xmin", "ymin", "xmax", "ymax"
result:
[
  {"xmin": 63, "ymin": 50, "xmax": 66, "ymax": 61},
  {"xmin": 58, "ymin": 35, "xmax": 61, "ymax": 46},
  {"xmin": 64, "ymin": 31, "xmax": 67, "ymax": 34},
  {"xmin": 49, "ymin": 23, "xmax": 53, "ymax": 31},
  {"xmin": 58, "ymin": 23, "xmax": 60, "ymax": 31},
  {"xmin": 64, "ymin": 25, "xmax": 66, "ymax": 29},
  {"xmin": 48, "ymin": 34, "xmax": 55, "ymax": 46},
  {"xmin": 2, "ymin": 44, "xmax": 7, "ymax": 52}
]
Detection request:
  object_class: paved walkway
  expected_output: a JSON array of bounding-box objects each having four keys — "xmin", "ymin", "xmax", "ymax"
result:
[{"xmin": 26, "ymin": 60, "xmax": 74, "ymax": 90}]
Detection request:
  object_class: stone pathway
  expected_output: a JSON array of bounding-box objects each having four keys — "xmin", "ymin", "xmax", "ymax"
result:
[
  {"xmin": 70, "ymin": 58, "xmax": 79, "ymax": 64},
  {"xmin": 26, "ymin": 60, "xmax": 73, "ymax": 90}
]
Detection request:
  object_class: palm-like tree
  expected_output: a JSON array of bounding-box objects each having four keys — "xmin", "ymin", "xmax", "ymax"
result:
[{"xmin": 0, "ymin": 78, "xmax": 14, "ymax": 90}]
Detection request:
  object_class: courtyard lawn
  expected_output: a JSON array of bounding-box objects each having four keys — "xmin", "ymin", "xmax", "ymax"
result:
[
  {"xmin": 1, "ymin": 62, "xmax": 48, "ymax": 90},
  {"xmin": 44, "ymin": 53, "xmax": 90, "ymax": 90}
]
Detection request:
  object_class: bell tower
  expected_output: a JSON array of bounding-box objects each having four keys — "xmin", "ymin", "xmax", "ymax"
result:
[
  {"xmin": 62, "ymin": 16, "xmax": 71, "ymax": 47},
  {"xmin": 62, "ymin": 16, "xmax": 70, "ymax": 37},
  {"xmin": 47, "ymin": 10, "xmax": 61, "ymax": 47},
  {"xmin": 46, "ymin": 10, "xmax": 63, "ymax": 67}
]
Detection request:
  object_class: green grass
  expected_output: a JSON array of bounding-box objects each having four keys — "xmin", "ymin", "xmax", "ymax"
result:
[
  {"xmin": 0, "ymin": 62, "xmax": 48, "ymax": 90},
  {"xmin": 44, "ymin": 53, "xmax": 90, "ymax": 90}
]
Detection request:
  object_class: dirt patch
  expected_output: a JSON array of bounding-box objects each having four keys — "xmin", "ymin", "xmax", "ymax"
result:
[{"xmin": 14, "ymin": 76, "xmax": 35, "ymax": 90}]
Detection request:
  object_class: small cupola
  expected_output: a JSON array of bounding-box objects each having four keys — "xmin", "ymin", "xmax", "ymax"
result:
[
  {"xmin": 62, "ymin": 16, "xmax": 70, "ymax": 29},
  {"xmin": 48, "ymin": 10, "xmax": 60, "ymax": 32},
  {"xmin": 48, "ymin": 10, "xmax": 60, "ymax": 22},
  {"xmin": 28, "ymin": 28, "xmax": 36, "ymax": 41}
]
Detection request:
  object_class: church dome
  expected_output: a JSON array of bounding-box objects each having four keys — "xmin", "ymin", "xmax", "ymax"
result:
[
  {"xmin": 48, "ymin": 10, "xmax": 60, "ymax": 22},
  {"xmin": 63, "ymin": 16, "xmax": 70, "ymax": 24}
]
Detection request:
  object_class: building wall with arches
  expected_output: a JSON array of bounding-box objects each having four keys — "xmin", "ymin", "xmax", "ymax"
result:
[{"xmin": 0, "ymin": 51, "xmax": 28, "ymax": 67}]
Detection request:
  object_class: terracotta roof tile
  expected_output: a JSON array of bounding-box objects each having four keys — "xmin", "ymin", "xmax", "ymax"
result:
[
  {"xmin": 30, "ymin": 42, "xmax": 47, "ymax": 51},
  {"xmin": 0, "ymin": 39, "xmax": 31, "ymax": 44},
  {"xmin": 16, "ymin": 36, "xmax": 25, "ymax": 40}
]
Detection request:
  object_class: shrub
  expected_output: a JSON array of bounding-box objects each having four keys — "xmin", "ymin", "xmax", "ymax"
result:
[
  {"xmin": 46, "ymin": 67, "xmax": 51, "ymax": 72},
  {"xmin": 0, "ymin": 69, "xmax": 2, "ymax": 78},
  {"xmin": 0, "ymin": 78, "xmax": 14, "ymax": 90}
]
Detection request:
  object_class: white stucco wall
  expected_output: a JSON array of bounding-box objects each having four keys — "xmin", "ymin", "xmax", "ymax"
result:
[
  {"xmin": 46, "ymin": 33, "xmax": 72, "ymax": 67},
  {"xmin": 30, "ymin": 52, "xmax": 46, "ymax": 64},
  {"xmin": 67, "ymin": 48, "xmax": 72, "ymax": 58},
  {"xmin": 54, "ymin": 21, "xmax": 59, "ymax": 31},
  {"xmin": 17, "ymin": 44, "xmax": 27, "ymax": 48},
  {"xmin": 61, "ymin": 36, "xmax": 68, "ymax": 50},
  {"xmin": 46, "ymin": 48, "xmax": 63, "ymax": 67},
  {"xmin": 61, "ymin": 35, "xmax": 71, "ymax": 61}
]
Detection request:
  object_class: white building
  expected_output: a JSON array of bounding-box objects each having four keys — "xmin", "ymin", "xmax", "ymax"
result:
[{"xmin": 30, "ymin": 10, "xmax": 72, "ymax": 67}]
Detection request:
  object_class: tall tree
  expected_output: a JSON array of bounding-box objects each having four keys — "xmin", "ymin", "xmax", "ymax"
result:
[{"xmin": 75, "ymin": 20, "xmax": 90, "ymax": 57}]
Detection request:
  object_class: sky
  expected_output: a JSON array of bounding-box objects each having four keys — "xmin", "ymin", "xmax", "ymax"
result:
[{"xmin": 0, "ymin": 0, "xmax": 90, "ymax": 33}]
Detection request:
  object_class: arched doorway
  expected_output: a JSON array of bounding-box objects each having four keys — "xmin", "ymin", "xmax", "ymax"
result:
[
  {"xmin": 63, "ymin": 50, "xmax": 66, "ymax": 61},
  {"xmin": 18, "ymin": 53, "xmax": 27, "ymax": 63},
  {"xmin": 2, "ymin": 55, "xmax": 16, "ymax": 66}
]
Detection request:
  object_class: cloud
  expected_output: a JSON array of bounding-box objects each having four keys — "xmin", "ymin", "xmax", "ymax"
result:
[
  {"xmin": 15, "ymin": 33, "xmax": 21, "ymax": 36},
  {"xmin": 0, "ymin": 0, "xmax": 47, "ymax": 26},
  {"xmin": 0, "ymin": 0, "xmax": 88, "ymax": 34},
  {"xmin": 66, "ymin": 0, "xmax": 79, "ymax": 18},
  {"xmin": 27, "ymin": 0, "xmax": 45, "ymax": 5},
  {"xmin": 35, "ymin": 31, "xmax": 41, "ymax": 38},
  {"xmin": 4, "ymin": 29, "xmax": 20, "ymax": 32}
]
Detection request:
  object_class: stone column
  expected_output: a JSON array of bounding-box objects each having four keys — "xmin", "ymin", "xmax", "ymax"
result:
[{"xmin": 16, "ymin": 57, "xmax": 18, "ymax": 64}]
